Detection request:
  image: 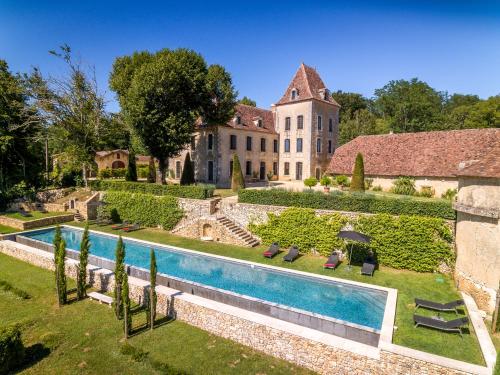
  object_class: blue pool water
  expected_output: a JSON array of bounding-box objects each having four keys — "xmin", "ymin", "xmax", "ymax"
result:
[{"xmin": 21, "ymin": 227, "xmax": 387, "ymax": 330}]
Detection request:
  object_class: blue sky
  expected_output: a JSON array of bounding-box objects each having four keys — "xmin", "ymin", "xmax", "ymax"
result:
[{"xmin": 1, "ymin": 0, "xmax": 499, "ymax": 112}]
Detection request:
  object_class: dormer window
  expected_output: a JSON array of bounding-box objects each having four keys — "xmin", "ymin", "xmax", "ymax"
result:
[
  {"xmin": 319, "ymin": 88, "xmax": 330, "ymax": 100},
  {"xmin": 253, "ymin": 117, "xmax": 263, "ymax": 127},
  {"xmin": 234, "ymin": 115, "xmax": 242, "ymax": 125},
  {"xmin": 291, "ymin": 89, "xmax": 299, "ymax": 100},
  {"xmin": 258, "ymin": 119, "xmax": 262, "ymax": 127}
]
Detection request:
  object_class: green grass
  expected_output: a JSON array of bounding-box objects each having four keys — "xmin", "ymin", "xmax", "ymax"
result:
[
  {"xmin": 0, "ymin": 253, "xmax": 314, "ymax": 375},
  {"xmin": 1, "ymin": 211, "xmax": 68, "ymax": 221},
  {"xmin": 214, "ymin": 189, "xmax": 237, "ymax": 198},
  {"xmin": 0, "ymin": 223, "xmax": 18, "ymax": 234},
  {"xmin": 68, "ymin": 222, "xmax": 485, "ymax": 365}
]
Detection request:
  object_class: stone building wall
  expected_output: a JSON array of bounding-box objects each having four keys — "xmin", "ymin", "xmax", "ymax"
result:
[{"xmin": 0, "ymin": 239, "xmax": 487, "ymax": 375}]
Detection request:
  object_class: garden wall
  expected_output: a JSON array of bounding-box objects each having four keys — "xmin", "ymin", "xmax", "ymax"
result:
[
  {"xmin": 0, "ymin": 239, "xmax": 490, "ymax": 375},
  {"xmin": 0, "ymin": 214, "xmax": 74, "ymax": 230}
]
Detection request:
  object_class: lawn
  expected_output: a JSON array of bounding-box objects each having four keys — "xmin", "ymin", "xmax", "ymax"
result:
[
  {"xmin": 0, "ymin": 253, "xmax": 314, "ymax": 375},
  {"xmin": 0, "ymin": 223, "xmax": 18, "ymax": 234},
  {"xmin": 69, "ymin": 222, "xmax": 486, "ymax": 365},
  {"xmin": 1, "ymin": 211, "xmax": 68, "ymax": 221},
  {"xmin": 214, "ymin": 188, "xmax": 237, "ymax": 198}
]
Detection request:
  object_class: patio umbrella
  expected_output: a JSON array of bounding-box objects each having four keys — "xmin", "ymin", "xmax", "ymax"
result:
[{"xmin": 337, "ymin": 231, "xmax": 371, "ymax": 269}]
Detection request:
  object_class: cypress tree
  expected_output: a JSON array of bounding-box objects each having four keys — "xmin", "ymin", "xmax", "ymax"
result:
[
  {"xmin": 231, "ymin": 153, "xmax": 245, "ymax": 192},
  {"xmin": 122, "ymin": 272, "xmax": 131, "ymax": 338},
  {"xmin": 113, "ymin": 236, "xmax": 126, "ymax": 319},
  {"xmin": 180, "ymin": 152, "xmax": 195, "ymax": 185},
  {"xmin": 77, "ymin": 224, "xmax": 90, "ymax": 300},
  {"xmin": 53, "ymin": 225, "xmax": 62, "ymax": 285},
  {"xmin": 125, "ymin": 149, "xmax": 137, "ymax": 181},
  {"xmin": 57, "ymin": 238, "xmax": 67, "ymax": 305},
  {"xmin": 148, "ymin": 249, "xmax": 157, "ymax": 330},
  {"xmin": 350, "ymin": 153, "xmax": 365, "ymax": 192},
  {"xmin": 147, "ymin": 156, "xmax": 156, "ymax": 183}
]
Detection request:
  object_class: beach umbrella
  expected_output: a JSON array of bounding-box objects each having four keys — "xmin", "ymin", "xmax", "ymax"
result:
[{"xmin": 337, "ymin": 231, "xmax": 371, "ymax": 269}]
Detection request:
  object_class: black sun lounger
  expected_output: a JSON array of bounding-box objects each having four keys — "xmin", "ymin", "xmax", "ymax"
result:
[
  {"xmin": 324, "ymin": 253, "xmax": 340, "ymax": 269},
  {"xmin": 415, "ymin": 298, "xmax": 465, "ymax": 315},
  {"xmin": 111, "ymin": 221, "xmax": 130, "ymax": 230},
  {"xmin": 361, "ymin": 262, "xmax": 376, "ymax": 276},
  {"xmin": 263, "ymin": 243, "xmax": 279, "ymax": 258},
  {"xmin": 414, "ymin": 314, "xmax": 469, "ymax": 338},
  {"xmin": 122, "ymin": 223, "xmax": 140, "ymax": 232},
  {"xmin": 283, "ymin": 246, "xmax": 299, "ymax": 262}
]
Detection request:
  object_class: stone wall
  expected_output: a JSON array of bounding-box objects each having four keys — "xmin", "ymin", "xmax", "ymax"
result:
[
  {"xmin": 0, "ymin": 214, "xmax": 74, "ymax": 230},
  {"xmin": 0, "ymin": 239, "xmax": 487, "ymax": 375},
  {"xmin": 177, "ymin": 197, "xmax": 219, "ymax": 217},
  {"xmin": 35, "ymin": 188, "xmax": 75, "ymax": 203}
]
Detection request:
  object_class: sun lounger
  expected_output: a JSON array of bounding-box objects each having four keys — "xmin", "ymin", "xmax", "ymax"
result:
[
  {"xmin": 122, "ymin": 223, "xmax": 140, "ymax": 232},
  {"xmin": 361, "ymin": 262, "xmax": 376, "ymax": 276},
  {"xmin": 324, "ymin": 253, "xmax": 340, "ymax": 269},
  {"xmin": 413, "ymin": 314, "xmax": 469, "ymax": 337},
  {"xmin": 263, "ymin": 243, "xmax": 279, "ymax": 258},
  {"xmin": 111, "ymin": 221, "xmax": 130, "ymax": 230},
  {"xmin": 283, "ymin": 246, "xmax": 299, "ymax": 262},
  {"xmin": 415, "ymin": 298, "xmax": 465, "ymax": 315},
  {"xmin": 96, "ymin": 218, "xmax": 113, "ymax": 226}
]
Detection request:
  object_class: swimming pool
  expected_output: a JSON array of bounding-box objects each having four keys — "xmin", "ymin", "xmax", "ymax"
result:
[{"xmin": 19, "ymin": 226, "xmax": 387, "ymax": 334}]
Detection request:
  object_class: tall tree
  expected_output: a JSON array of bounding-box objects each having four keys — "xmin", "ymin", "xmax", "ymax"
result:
[
  {"xmin": 231, "ymin": 153, "xmax": 245, "ymax": 192},
  {"xmin": 0, "ymin": 59, "xmax": 43, "ymax": 199},
  {"xmin": 53, "ymin": 225, "xmax": 62, "ymax": 285},
  {"xmin": 350, "ymin": 153, "xmax": 365, "ymax": 192},
  {"xmin": 26, "ymin": 45, "xmax": 109, "ymax": 186},
  {"xmin": 113, "ymin": 236, "xmax": 125, "ymax": 319},
  {"xmin": 109, "ymin": 48, "xmax": 237, "ymax": 183},
  {"xmin": 338, "ymin": 109, "xmax": 387, "ymax": 145},
  {"xmin": 180, "ymin": 152, "xmax": 195, "ymax": 185},
  {"xmin": 56, "ymin": 238, "xmax": 67, "ymax": 306},
  {"xmin": 238, "ymin": 96, "xmax": 256, "ymax": 107},
  {"xmin": 148, "ymin": 249, "xmax": 157, "ymax": 330},
  {"xmin": 125, "ymin": 148, "xmax": 137, "ymax": 181},
  {"xmin": 122, "ymin": 272, "xmax": 131, "ymax": 338},
  {"xmin": 331, "ymin": 91, "xmax": 370, "ymax": 122},
  {"xmin": 77, "ymin": 224, "xmax": 90, "ymax": 300},
  {"xmin": 147, "ymin": 156, "xmax": 156, "ymax": 183}
]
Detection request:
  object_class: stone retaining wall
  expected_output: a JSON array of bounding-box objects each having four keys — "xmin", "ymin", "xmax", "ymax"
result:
[
  {"xmin": 0, "ymin": 239, "xmax": 488, "ymax": 375},
  {"xmin": 0, "ymin": 214, "xmax": 74, "ymax": 230}
]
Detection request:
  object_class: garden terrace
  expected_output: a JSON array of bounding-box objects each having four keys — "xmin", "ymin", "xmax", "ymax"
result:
[
  {"xmin": 238, "ymin": 188, "xmax": 456, "ymax": 219},
  {"xmin": 89, "ymin": 180, "xmax": 215, "ymax": 199},
  {"xmin": 0, "ymin": 211, "xmax": 74, "ymax": 230}
]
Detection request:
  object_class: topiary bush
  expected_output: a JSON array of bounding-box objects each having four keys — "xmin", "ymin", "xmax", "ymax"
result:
[
  {"xmin": 231, "ymin": 153, "xmax": 245, "ymax": 192},
  {"xmin": 238, "ymin": 188, "xmax": 456, "ymax": 219},
  {"xmin": 355, "ymin": 214, "xmax": 454, "ymax": 272},
  {"xmin": 89, "ymin": 180, "xmax": 215, "ymax": 199},
  {"xmin": 180, "ymin": 152, "xmax": 195, "ymax": 185},
  {"xmin": 335, "ymin": 175, "xmax": 350, "ymax": 187},
  {"xmin": 249, "ymin": 208, "xmax": 348, "ymax": 256},
  {"xmin": 0, "ymin": 324, "xmax": 25, "ymax": 374},
  {"xmin": 102, "ymin": 191, "xmax": 184, "ymax": 230},
  {"xmin": 350, "ymin": 153, "xmax": 365, "ymax": 192},
  {"xmin": 303, "ymin": 177, "xmax": 318, "ymax": 190}
]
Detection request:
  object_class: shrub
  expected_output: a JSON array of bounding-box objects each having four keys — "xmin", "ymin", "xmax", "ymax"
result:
[
  {"xmin": 180, "ymin": 152, "xmax": 195, "ymax": 185},
  {"xmin": 238, "ymin": 189, "xmax": 456, "ymax": 219},
  {"xmin": 303, "ymin": 177, "xmax": 318, "ymax": 189},
  {"xmin": 111, "ymin": 168, "xmax": 127, "ymax": 179},
  {"xmin": 102, "ymin": 191, "xmax": 184, "ymax": 230},
  {"xmin": 372, "ymin": 185, "xmax": 382, "ymax": 192},
  {"xmin": 125, "ymin": 149, "xmax": 138, "ymax": 181},
  {"xmin": 355, "ymin": 214, "xmax": 453, "ymax": 272},
  {"xmin": 320, "ymin": 176, "xmax": 332, "ymax": 187},
  {"xmin": 0, "ymin": 324, "xmax": 25, "ymax": 374},
  {"xmin": 416, "ymin": 186, "xmax": 435, "ymax": 198},
  {"xmin": 350, "ymin": 153, "xmax": 365, "ymax": 192},
  {"xmin": 249, "ymin": 208, "xmax": 348, "ymax": 256},
  {"xmin": 365, "ymin": 178, "xmax": 373, "ymax": 190},
  {"xmin": 89, "ymin": 180, "xmax": 215, "ymax": 199},
  {"xmin": 137, "ymin": 165, "xmax": 149, "ymax": 179},
  {"xmin": 99, "ymin": 168, "xmax": 112, "ymax": 179},
  {"xmin": 391, "ymin": 176, "xmax": 416, "ymax": 196},
  {"xmin": 441, "ymin": 188, "xmax": 457, "ymax": 200},
  {"xmin": 335, "ymin": 175, "xmax": 350, "ymax": 187},
  {"xmin": 231, "ymin": 153, "xmax": 245, "ymax": 192}
]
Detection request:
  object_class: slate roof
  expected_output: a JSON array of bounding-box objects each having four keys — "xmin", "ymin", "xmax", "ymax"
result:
[
  {"xmin": 327, "ymin": 128, "xmax": 500, "ymax": 178},
  {"xmin": 276, "ymin": 63, "xmax": 339, "ymax": 106}
]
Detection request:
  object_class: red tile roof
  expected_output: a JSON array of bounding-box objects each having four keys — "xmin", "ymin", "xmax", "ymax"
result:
[
  {"xmin": 327, "ymin": 129, "xmax": 500, "ymax": 178},
  {"xmin": 220, "ymin": 104, "xmax": 277, "ymax": 134},
  {"xmin": 456, "ymin": 140, "xmax": 500, "ymax": 178},
  {"xmin": 95, "ymin": 149, "xmax": 128, "ymax": 157},
  {"xmin": 276, "ymin": 63, "xmax": 339, "ymax": 107}
]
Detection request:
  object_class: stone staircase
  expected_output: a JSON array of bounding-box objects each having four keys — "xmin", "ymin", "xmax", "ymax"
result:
[
  {"xmin": 74, "ymin": 212, "xmax": 85, "ymax": 222},
  {"xmin": 216, "ymin": 216, "xmax": 260, "ymax": 247}
]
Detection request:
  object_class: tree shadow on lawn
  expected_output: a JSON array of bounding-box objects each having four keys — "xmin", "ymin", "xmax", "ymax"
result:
[
  {"xmin": 128, "ymin": 315, "xmax": 175, "ymax": 337},
  {"xmin": 14, "ymin": 343, "xmax": 51, "ymax": 372}
]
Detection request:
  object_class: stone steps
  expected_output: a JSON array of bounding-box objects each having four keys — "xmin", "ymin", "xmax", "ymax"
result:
[
  {"xmin": 74, "ymin": 212, "xmax": 85, "ymax": 222},
  {"xmin": 216, "ymin": 216, "xmax": 259, "ymax": 247}
]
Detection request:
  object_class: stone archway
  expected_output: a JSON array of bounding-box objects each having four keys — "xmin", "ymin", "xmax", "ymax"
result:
[
  {"xmin": 202, "ymin": 223, "xmax": 213, "ymax": 238},
  {"xmin": 112, "ymin": 160, "xmax": 125, "ymax": 169}
]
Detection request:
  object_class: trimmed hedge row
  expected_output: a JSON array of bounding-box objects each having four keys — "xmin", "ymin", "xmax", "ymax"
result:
[
  {"xmin": 90, "ymin": 180, "xmax": 215, "ymax": 200},
  {"xmin": 238, "ymin": 188, "xmax": 455, "ymax": 220},
  {"xmin": 0, "ymin": 324, "xmax": 24, "ymax": 374},
  {"xmin": 102, "ymin": 191, "xmax": 184, "ymax": 230},
  {"xmin": 249, "ymin": 208, "xmax": 454, "ymax": 272}
]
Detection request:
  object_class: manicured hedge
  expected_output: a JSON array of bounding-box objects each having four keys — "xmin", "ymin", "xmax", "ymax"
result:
[
  {"xmin": 102, "ymin": 191, "xmax": 184, "ymax": 230},
  {"xmin": 0, "ymin": 324, "xmax": 24, "ymax": 374},
  {"xmin": 238, "ymin": 188, "xmax": 455, "ymax": 219},
  {"xmin": 90, "ymin": 180, "xmax": 215, "ymax": 200},
  {"xmin": 249, "ymin": 208, "xmax": 453, "ymax": 272}
]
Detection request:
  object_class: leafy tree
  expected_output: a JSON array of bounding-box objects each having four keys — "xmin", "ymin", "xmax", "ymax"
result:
[
  {"xmin": 231, "ymin": 153, "xmax": 245, "ymax": 191},
  {"xmin": 147, "ymin": 156, "xmax": 156, "ymax": 183},
  {"xmin": 148, "ymin": 249, "xmax": 157, "ymax": 330},
  {"xmin": 445, "ymin": 95, "xmax": 499, "ymax": 129},
  {"xmin": 339, "ymin": 109, "xmax": 387, "ymax": 145},
  {"xmin": 331, "ymin": 90, "xmax": 370, "ymax": 122},
  {"xmin": 0, "ymin": 59, "xmax": 43, "ymax": 198},
  {"xmin": 350, "ymin": 153, "xmax": 365, "ymax": 192},
  {"xmin": 77, "ymin": 224, "xmax": 90, "ymax": 300},
  {"xmin": 320, "ymin": 175, "xmax": 332, "ymax": 187},
  {"xmin": 304, "ymin": 177, "xmax": 318, "ymax": 189},
  {"xmin": 374, "ymin": 78, "xmax": 445, "ymax": 133},
  {"xmin": 238, "ymin": 96, "xmax": 256, "ymax": 107},
  {"xmin": 125, "ymin": 148, "xmax": 137, "ymax": 181},
  {"xmin": 109, "ymin": 48, "xmax": 237, "ymax": 183},
  {"xmin": 113, "ymin": 236, "xmax": 125, "ymax": 319},
  {"xmin": 445, "ymin": 93, "xmax": 480, "ymax": 111},
  {"xmin": 121, "ymin": 272, "xmax": 131, "ymax": 338},
  {"xmin": 180, "ymin": 152, "xmax": 195, "ymax": 185}
]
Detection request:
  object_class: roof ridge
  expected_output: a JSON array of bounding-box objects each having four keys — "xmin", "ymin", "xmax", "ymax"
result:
[{"xmin": 301, "ymin": 63, "xmax": 314, "ymax": 98}]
